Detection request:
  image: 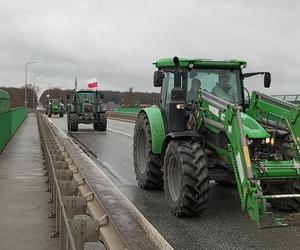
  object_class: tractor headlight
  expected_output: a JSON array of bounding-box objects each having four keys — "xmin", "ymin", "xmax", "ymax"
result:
[
  {"xmin": 262, "ymin": 137, "xmax": 274, "ymax": 145},
  {"xmin": 247, "ymin": 139, "xmax": 253, "ymax": 145},
  {"xmin": 176, "ymin": 104, "xmax": 185, "ymax": 110}
]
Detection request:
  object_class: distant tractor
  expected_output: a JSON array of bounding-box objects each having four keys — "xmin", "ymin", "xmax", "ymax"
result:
[
  {"xmin": 133, "ymin": 57, "xmax": 300, "ymax": 228},
  {"xmin": 46, "ymin": 99, "xmax": 64, "ymax": 118},
  {"xmin": 66, "ymin": 89, "xmax": 107, "ymax": 132}
]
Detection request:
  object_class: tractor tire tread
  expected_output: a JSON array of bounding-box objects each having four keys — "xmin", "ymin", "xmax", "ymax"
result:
[
  {"xmin": 69, "ymin": 113, "xmax": 78, "ymax": 132},
  {"xmin": 164, "ymin": 140, "xmax": 209, "ymax": 217},
  {"xmin": 98, "ymin": 113, "xmax": 107, "ymax": 131}
]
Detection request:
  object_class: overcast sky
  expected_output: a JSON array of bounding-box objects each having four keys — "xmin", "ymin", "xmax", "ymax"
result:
[{"xmin": 0, "ymin": 0, "xmax": 299, "ymax": 95}]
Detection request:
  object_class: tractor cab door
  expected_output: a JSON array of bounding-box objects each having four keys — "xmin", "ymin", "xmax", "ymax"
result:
[
  {"xmin": 160, "ymin": 72, "xmax": 174, "ymax": 132},
  {"xmin": 160, "ymin": 72, "xmax": 186, "ymax": 132}
]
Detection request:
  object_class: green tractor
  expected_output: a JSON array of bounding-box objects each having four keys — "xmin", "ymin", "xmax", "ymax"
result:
[
  {"xmin": 46, "ymin": 99, "xmax": 64, "ymax": 118},
  {"xmin": 66, "ymin": 89, "xmax": 107, "ymax": 132},
  {"xmin": 133, "ymin": 57, "xmax": 300, "ymax": 227}
]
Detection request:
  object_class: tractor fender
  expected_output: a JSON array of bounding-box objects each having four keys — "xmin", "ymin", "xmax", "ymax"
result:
[
  {"xmin": 162, "ymin": 130, "xmax": 201, "ymax": 156},
  {"xmin": 138, "ymin": 106, "xmax": 165, "ymax": 154}
]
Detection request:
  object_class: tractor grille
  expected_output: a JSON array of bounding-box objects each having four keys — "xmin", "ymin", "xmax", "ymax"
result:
[{"xmin": 83, "ymin": 104, "xmax": 93, "ymax": 113}]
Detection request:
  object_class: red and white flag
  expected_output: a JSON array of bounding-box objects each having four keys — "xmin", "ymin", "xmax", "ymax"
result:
[{"xmin": 87, "ymin": 77, "xmax": 98, "ymax": 89}]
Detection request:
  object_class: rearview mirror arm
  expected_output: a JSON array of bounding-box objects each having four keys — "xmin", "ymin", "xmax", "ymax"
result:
[{"xmin": 243, "ymin": 72, "xmax": 268, "ymax": 78}]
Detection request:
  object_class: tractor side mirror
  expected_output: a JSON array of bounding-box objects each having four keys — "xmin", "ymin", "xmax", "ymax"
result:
[
  {"xmin": 153, "ymin": 71, "xmax": 164, "ymax": 87},
  {"xmin": 264, "ymin": 72, "xmax": 271, "ymax": 88}
]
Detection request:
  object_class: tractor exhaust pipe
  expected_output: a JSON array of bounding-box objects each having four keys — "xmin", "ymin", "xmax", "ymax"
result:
[
  {"xmin": 75, "ymin": 77, "xmax": 78, "ymax": 90},
  {"xmin": 173, "ymin": 57, "xmax": 181, "ymax": 88},
  {"xmin": 167, "ymin": 57, "xmax": 186, "ymax": 132}
]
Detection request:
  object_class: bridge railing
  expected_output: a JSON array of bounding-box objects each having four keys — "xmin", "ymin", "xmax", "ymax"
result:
[{"xmin": 0, "ymin": 107, "xmax": 27, "ymax": 152}]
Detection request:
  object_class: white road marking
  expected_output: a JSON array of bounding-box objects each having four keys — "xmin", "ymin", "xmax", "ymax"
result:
[
  {"xmin": 69, "ymin": 131, "xmax": 106, "ymax": 134},
  {"xmin": 107, "ymin": 127, "xmax": 133, "ymax": 138}
]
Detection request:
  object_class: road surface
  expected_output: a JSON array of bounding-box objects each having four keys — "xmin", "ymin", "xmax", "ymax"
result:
[{"xmin": 49, "ymin": 115, "xmax": 300, "ymax": 250}]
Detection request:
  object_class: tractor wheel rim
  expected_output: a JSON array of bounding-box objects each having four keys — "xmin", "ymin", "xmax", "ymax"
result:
[
  {"xmin": 169, "ymin": 156, "xmax": 181, "ymax": 202},
  {"xmin": 137, "ymin": 128, "xmax": 147, "ymax": 174}
]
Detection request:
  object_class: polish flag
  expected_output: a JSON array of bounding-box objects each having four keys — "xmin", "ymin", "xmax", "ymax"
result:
[{"xmin": 87, "ymin": 78, "xmax": 98, "ymax": 89}]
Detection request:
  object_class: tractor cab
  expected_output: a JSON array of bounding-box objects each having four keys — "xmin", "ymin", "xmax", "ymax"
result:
[{"xmin": 153, "ymin": 57, "xmax": 270, "ymax": 133}]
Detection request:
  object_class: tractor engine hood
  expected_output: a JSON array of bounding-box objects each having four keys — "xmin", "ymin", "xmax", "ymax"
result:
[{"xmin": 241, "ymin": 112, "xmax": 270, "ymax": 139}]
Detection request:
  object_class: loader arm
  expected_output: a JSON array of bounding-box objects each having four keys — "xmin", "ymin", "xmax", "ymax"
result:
[
  {"xmin": 198, "ymin": 90, "xmax": 300, "ymax": 227},
  {"xmin": 247, "ymin": 91, "xmax": 300, "ymax": 159}
]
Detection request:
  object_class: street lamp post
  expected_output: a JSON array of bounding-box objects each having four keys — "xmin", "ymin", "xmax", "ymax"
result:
[
  {"xmin": 33, "ymin": 74, "xmax": 41, "ymax": 110},
  {"xmin": 25, "ymin": 61, "xmax": 37, "ymax": 107},
  {"xmin": 47, "ymin": 83, "xmax": 52, "ymax": 98}
]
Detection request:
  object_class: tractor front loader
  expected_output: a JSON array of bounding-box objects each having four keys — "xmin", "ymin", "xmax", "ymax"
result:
[{"xmin": 133, "ymin": 57, "xmax": 300, "ymax": 227}]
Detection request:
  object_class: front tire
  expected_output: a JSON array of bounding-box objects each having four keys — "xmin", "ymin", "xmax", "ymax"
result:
[
  {"xmin": 133, "ymin": 113, "xmax": 163, "ymax": 189},
  {"xmin": 69, "ymin": 113, "xmax": 78, "ymax": 132},
  {"xmin": 164, "ymin": 140, "xmax": 209, "ymax": 216},
  {"xmin": 97, "ymin": 113, "xmax": 107, "ymax": 131}
]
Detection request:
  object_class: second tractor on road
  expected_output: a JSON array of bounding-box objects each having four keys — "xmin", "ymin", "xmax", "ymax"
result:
[
  {"xmin": 66, "ymin": 89, "xmax": 107, "ymax": 132},
  {"xmin": 46, "ymin": 99, "xmax": 64, "ymax": 118}
]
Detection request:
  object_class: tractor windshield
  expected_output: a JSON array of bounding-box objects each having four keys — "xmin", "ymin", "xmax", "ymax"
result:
[
  {"xmin": 77, "ymin": 92, "xmax": 96, "ymax": 104},
  {"xmin": 187, "ymin": 69, "xmax": 242, "ymax": 104}
]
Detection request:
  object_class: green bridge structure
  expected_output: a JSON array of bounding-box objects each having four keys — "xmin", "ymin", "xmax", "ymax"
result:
[{"xmin": 0, "ymin": 90, "xmax": 27, "ymax": 151}]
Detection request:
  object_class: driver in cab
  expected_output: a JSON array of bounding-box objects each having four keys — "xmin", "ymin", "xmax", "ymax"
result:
[
  {"xmin": 212, "ymin": 73, "xmax": 236, "ymax": 103},
  {"xmin": 187, "ymin": 78, "xmax": 201, "ymax": 103}
]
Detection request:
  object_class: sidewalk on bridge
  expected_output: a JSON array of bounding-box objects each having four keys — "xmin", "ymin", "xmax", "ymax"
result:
[{"xmin": 0, "ymin": 113, "xmax": 58, "ymax": 250}]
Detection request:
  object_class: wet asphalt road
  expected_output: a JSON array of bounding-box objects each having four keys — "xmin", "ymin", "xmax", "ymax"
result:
[{"xmin": 49, "ymin": 116, "xmax": 300, "ymax": 250}]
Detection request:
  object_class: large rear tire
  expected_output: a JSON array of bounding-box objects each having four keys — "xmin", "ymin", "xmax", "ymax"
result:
[
  {"xmin": 97, "ymin": 113, "xmax": 107, "ymax": 131},
  {"xmin": 164, "ymin": 140, "xmax": 209, "ymax": 216},
  {"xmin": 69, "ymin": 113, "xmax": 79, "ymax": 132},
  {"xmin": 133, "ymin": 113, "xmax": 163, "ymax": 189}
]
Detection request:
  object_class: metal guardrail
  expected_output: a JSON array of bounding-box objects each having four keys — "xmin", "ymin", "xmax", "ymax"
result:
[
  {"xmin": 38, "ymin": 114, "xmax": 110, "ymax": 249},
  {"xmin": 106, "ymin": 111, "xmax": 137, "ymax": 123},
  {"xmin": 37, "ymin": 113, "xmax": 173, "ymax": 250}
]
